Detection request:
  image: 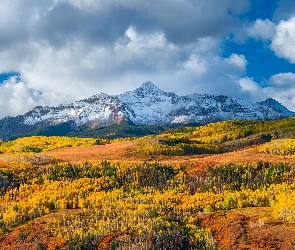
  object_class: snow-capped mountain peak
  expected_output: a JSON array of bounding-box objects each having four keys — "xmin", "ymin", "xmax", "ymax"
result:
[
  {"xmin": 0, "ymin": 81, "xmax": 293, "ymax": 140},
  {"xmin": 134, "ymin": 81, "xmax": 164, "ymax": 95},
  {"xmin": 257, "ymin": 98, "xmax": 291, "ymax": 114}
]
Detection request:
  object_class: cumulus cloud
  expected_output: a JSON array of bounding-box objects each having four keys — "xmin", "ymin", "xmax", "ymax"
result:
[
  {"xmin": 238, "ymin": 77, "xmax": 267, "ymax": 101},
  {"xmin": 114, "ymin": 26, "xmax": 179, "ymax": 71},
  {"xmin": 225, "ymin": 54, "xmax": 247, "ymax": 69},
  {"xmin": 0, "ymin": 77, "xmax": 44, "ymax": 117},
  {"xmin": 271, "ymin": 16, "xmax": 295, "ymax": 63},
  {"xmin": 245, "ymin": 16, "xmax": 295, "ymax": 64},
  {"xmin": 247, "ymin": 19, "xmax": 276, "ymax": 40},
  {"xmin": 268, "ymin": 72, "xmax": 295, "ymax": 87},
  {"xmin": 175, "ymin": 38, "xmax": 253, "ymax": 98}
]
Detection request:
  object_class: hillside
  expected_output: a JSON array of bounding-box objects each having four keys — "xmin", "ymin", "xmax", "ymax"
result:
[{"xmin": 1, "ymin": 118, "xmax": 295, "ymax": 249}]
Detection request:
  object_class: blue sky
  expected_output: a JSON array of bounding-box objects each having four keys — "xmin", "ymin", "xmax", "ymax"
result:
[{"xmin": 0, "ymin": 0, "xmax": 295, "ymax": 118}]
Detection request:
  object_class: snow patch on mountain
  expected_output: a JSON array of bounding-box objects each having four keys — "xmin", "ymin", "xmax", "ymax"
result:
[{"xmin": 20, "ymin": 81, "xmax": 294, "ymax": 128}]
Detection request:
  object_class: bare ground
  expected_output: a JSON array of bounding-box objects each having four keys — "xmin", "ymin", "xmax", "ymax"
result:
[{"xmin": 47, "ymin": 141, "xmax": 295, "ymax": 167}]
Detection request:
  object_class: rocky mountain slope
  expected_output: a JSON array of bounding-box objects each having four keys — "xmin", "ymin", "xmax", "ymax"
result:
[{"xmin": 0, "ymin": 81, "xmax": 293, "ymax": 140}]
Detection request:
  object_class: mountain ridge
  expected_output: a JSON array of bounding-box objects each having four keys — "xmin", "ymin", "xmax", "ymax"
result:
[{"xmin": 0, "ymin": 81, "xmax": 293, "ymax": 140}]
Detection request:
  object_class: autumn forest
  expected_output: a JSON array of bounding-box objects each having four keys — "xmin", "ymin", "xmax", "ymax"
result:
[{"xmin": 1, "ymin": 118, "xmax": 295, "ymax": 249}]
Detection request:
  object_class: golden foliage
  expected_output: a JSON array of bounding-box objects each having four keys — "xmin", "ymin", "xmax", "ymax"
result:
[
  {"xmin": 0, "ymin": 136, "xmax": 103, "ymax": 154},
  {"xmin": 273, "ymin": 192, "xmax": 295, "ymax": 223},
  {"xmin": 1, "ymin": 129, "xmax": 295, "ymax": 248},
  {"xmin": 258, "ymin": 139, "xmax": 295, "ymax": 155}
]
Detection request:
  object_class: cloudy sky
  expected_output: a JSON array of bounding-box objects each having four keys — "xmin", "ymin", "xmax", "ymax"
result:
[{"xmin": 0, "ymin": 0, "xmax": 295, "ymax": 118}]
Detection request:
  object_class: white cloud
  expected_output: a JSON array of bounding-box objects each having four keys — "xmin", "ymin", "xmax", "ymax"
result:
[
  {"xmin": 0, "ymin": 77, "xmax": 44, "ymax": 117},
  {"xmin": 181, "ymin": 55, "xmax": 207, "ymax": 75},
  {"xmin": 271, "ymin": 16, "xmax": 295, "ymax": 63},
  {"xmin": 247, "ymin": 19, "xmax": 276, "ymax": 40},
  {"xmin": 268, "ymin": 72, "xmax": 295, "ymax": 87},
  {"xmin": 245, "ymin": 16, "xmax": 295, "ymax": 64},
  {"xmin": 175, "ymin": 38, "xmax": 254, "ymax": 98},
  {"xmin": 239, "ymin": 77, "xmax": 267, "ymax": 101},
  {"xmin": 114, "ymin": 26, "xmax": 178, "ymax": 71},
  {"xmin": 225, "ymin": 54, "xmax": 247, "ymax": 69}
]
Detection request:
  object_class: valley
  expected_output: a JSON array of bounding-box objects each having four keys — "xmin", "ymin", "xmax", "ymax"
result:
[{"xmin": 0, "ymin": 118, "xmax": 295, "ymax": 249}]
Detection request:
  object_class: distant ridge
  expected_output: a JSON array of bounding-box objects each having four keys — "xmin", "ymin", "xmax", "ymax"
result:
[{"xmin": 0, "ymin": 81, "xmax": 293, "ymax": 140}]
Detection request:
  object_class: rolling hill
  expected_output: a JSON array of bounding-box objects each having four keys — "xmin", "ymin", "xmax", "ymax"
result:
[{"xmin": 0, "ymin": 118, "xmax": 295, "ymax": 249}]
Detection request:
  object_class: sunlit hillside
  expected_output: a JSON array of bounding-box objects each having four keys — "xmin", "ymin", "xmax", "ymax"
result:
[{"xmin": 1, "ymin": 119, "xmax": 295, "ymax": 249}]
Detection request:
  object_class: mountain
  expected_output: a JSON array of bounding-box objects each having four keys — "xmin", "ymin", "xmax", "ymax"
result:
[{"xmin": 0, "ymin": 81, "xmax": 293, "ymax": 140}]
